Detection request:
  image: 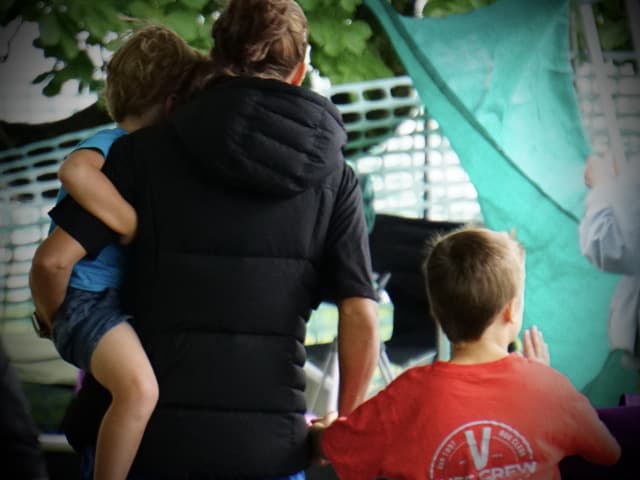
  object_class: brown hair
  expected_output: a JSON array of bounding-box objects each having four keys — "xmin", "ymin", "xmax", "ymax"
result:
[
  {"xmin": 422, "ymin": 226, "xmax": 525, "ymax": 343},
  {"xmin": 104, "ymin": 25, "xmax": 208, "ymax": 122},
  {"xmin": 210, "ymin": 0, "xmax": 308, "ymax": 80}
]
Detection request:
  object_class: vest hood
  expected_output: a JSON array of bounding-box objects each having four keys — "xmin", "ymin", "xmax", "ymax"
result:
[{"xmin": 171, "ymin": 76, "xmax": 347, "ymax": 197}]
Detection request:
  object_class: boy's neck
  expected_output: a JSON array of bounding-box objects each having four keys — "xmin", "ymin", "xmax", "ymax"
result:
[
  {"xmin": 117, "ymin": 105, "xmax": 165, "ymax": 133},
  {"xmin": 449, "ymin": 340, "xmax": 510, "ymax": 365},
  {"xmin": 448, "ymin": 319, "xmax": 514, "ymax": 365},
  {"xmin": 117, "ymin": 117, "xmax": 145, "ymax": 133}
]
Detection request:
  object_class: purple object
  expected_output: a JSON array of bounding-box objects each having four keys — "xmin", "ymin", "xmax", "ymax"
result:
[
  {"xmin": 75, "ymin": 369, "xmax": 85, "ymax": 393},
  {"xmin": 621, "ymin": 393, "xmax": 640, "ymax": 406},
  {"xmin": 559, "ymin": 405, "xmax": 640, "ymax": 479}
]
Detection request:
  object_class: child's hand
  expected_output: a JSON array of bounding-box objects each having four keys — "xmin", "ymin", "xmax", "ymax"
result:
[
  {"xmin": 522, "ymin": 325, "xmax": 550, "ymax": 366},
  {"xmin": 309, "ymin": 411, "xmax": 338, "ymax": 465},
  {"xmin": 119, "ymin": 224, "xmax": 137, "ymax": 246},
  {"xmin": 311, "ymin": 411, "xmax": 338, "ymax": 429}
]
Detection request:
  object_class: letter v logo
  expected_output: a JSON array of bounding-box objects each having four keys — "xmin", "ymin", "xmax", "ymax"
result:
[{"xmin": 464, "ymin": 427, "xmax": 491, "ymax": 470}]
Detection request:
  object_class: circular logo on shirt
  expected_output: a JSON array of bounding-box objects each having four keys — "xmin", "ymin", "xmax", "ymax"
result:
[{"xmin": 430, "ymin": 420, "xmax": 537, "ymax": 480}]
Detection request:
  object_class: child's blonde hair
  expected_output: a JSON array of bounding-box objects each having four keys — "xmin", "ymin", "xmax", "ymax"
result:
[
  {"xmin": 423, "ymin": 227, "xmax": 525, "ymax": 343},
  {"xmin": 210, "ymin": 0, "xmax": 308, "ymax": 80},
  {"xmin": 104, "ymin": 24, "xmax": 206, "ymax": 122}
]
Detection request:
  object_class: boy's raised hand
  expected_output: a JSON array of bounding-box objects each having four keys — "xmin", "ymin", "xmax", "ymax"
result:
[{"xmin": 522, "ymin": 325, "xmax": 550, "ymax": 366}]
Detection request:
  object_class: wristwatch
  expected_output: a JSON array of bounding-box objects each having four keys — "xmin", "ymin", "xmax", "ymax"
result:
[{"xmin": 31, "ymin": 311, "xmax": 52, "ymax": 339}]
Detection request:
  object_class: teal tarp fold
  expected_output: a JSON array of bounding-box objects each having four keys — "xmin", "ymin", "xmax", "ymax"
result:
[{"xmin": 365, "ymin": 0, "xmax": 633, "ymax": 400}]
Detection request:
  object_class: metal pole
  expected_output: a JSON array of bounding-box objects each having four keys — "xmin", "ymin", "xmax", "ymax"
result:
[{"xmin": 579, "ymin": 2, "xmax": 627, "ymax": 171}]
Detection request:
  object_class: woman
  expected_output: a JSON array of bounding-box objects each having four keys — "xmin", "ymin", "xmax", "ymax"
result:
[{"xmin": 36, "ymin": 0, "xmax": 380, "ymax": 477}]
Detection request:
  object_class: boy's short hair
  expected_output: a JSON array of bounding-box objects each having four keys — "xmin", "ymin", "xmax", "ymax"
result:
[
  {"xmin": 422, "ymin": 226, "xmax": 525, "ymax": 343},
  {"xmin": 104, "ymin": 24, "xmax": 206, "ymax": 122}
]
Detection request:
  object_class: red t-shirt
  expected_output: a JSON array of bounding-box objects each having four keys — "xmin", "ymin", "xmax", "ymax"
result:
[{"xmin": 322, "ymin": 354, "xmax": 620, "ymax": 480}]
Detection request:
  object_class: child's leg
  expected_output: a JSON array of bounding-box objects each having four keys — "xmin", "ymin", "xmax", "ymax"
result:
[{"xmin": 90, "ymin": 322, "xmax": 159, "ymax": 480}]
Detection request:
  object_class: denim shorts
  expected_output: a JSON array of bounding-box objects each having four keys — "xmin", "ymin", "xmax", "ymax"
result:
[{"xmin": 52, "ymin": 287, "xmax": 131, "ymax": 371}]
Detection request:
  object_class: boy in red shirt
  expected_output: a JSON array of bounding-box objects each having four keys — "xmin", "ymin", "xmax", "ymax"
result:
[{"xmin": 311, "ymin": 226, "xmax": 620, "ymax": 479}]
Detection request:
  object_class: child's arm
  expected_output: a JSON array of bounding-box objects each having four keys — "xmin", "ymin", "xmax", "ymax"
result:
[
  {"xmin": 567, "ymin": 391, "xmax": 621, "ymax": 465},
  {"xmin": 320, "ymin": 379, "xmax": 400, "ymax": 479},
  {"xmin": 29, "ymin": 227, "xmax": 87, "ymax": 329},
  {"xmin": 309, "ymin": 411, "xmax": 338, "ymax": 465},
  {"xmin": 58, "ymin": 149, "xmax": 137, "ymax": 243}
]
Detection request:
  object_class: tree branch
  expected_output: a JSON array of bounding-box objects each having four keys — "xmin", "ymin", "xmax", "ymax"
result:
[{"xmin": 1, "ymin": 18, "xmax": 24, "ymax": 63}]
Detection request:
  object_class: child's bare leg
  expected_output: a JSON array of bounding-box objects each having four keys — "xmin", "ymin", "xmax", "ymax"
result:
[{"xmin": 90, "ymin": 322, "xmax": 159, "ymax": 480}]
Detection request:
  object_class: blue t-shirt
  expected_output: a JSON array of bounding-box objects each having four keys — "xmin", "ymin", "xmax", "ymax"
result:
[{"xmin": 51, "ymin": 127, "xmax": 129, "ymax": 292}]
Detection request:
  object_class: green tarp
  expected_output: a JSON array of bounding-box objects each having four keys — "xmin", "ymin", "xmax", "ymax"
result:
[{"xmin": 365, "ymin": 0, "xmax": 637, "ymax": 404}]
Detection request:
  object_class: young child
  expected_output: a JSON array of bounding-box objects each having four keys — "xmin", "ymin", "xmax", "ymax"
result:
[
  {"xmin": 30, "ymin": 25, "xmax": 207, "ymax": 480},
  {"xmin": 311, "ymin": 226, "xmax": 621, "ymax": 479}
]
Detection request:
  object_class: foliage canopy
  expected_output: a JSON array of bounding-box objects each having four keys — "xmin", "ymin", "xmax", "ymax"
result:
[{"xmin": 0, "ymin": 0, "xmax": 632, "ymax": 100}]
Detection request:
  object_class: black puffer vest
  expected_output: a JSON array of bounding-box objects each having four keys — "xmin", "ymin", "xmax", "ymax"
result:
[{"xmin": 65, "ymin": 76, "xmax": 360, "ymax": 478}]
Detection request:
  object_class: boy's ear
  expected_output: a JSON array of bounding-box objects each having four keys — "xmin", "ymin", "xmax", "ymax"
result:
[{"xmin": 501, "ymin": 300, "xmax": 515, "ymax": 324}]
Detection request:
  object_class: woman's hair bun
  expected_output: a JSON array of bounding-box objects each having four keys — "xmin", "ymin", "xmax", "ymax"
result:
[{"xmin": 210, "ymin": 0, "xmax": 308, "ymax": 80}]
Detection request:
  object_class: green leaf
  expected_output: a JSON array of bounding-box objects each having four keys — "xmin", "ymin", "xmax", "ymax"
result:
[
  {"xmin": 178, "ymin": 0, "xmax": 210, "ymax": 10},
  {"xmin": 83, "ymin": 14, "xmax": 111, "ymax": 40},
  {"xmin": 43, "ymin": 78, "xmax": 62, "ymax": 96},
  {"xmin": 298, "ymin": 0, "xmax": 321, "ymax": 10},
  {"xmin": 309, "ymin": 16, "xmax": 345, "ymax": 56},
  {"xmin": 340, "ymin": 20, "xmax": 371, "ymax": 55},
  {"xmin": 314, "ymin": 46, "xmax": 391, "ymax": 84},
  {"xmin": 163, "ymin": 10, "xmax": 200, "ymax": 41},
  {"xmin": 339, "ymin": 0, "xmax": 361, "ymax": 14},
  {"xmin": 89, "ymin": 78, "xmax": 106, "ymax": 95},
  {"xmin": 90, "ymin": 78, "xmax": 105, "ymax": 88},
  {"xmin": 58, "ymin": 34, "xmax": 80, "ymax": 61},
  {"xmin": 309, "ymin": 14, "xmax": 371, "ymax": 58},
  {"xmin": 65, "ymin": 1, "xmax": 88, "ymax": 29},
  {"xmin": 308, "ymin": 0, "xmax": 350, "ymax": 15},
  {"xmin": 67, "ymin": 50, "xmax": 96, "ymax": 74},
  {"xmin": 127, "ymin": 1, "xmax": 163, "ymax": 20},
  {"xmin": 105, "ymin": 35, "xmax": 126, "ymax": 52},
  {"xmin": 191, "ymin": 22, "xmax": 213, "ymax": 51},
  {"xmin": 36, "ymin": 48, "xmax": 95, "ymax": 97},
  {"xmin": 38, "ymin": 14, "xmax": 61, "ymax": 46},
  {"xmin": 41, "ymin": 44, "xmax": 67, "ymax": 60},
  {"xmin": 32, "ymin": 70, "xmax": 53, "ymax": 85},
  {"xmin": 85, "ymin": 2, "xmax": 127, "ymax": 41},
  {"xmin": 469, "ymin": 0, "xmax": 492, "ymax": 8}
]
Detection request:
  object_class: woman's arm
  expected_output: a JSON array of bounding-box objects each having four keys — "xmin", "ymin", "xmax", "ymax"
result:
[
  {"xmin": 58, "ymin": 149, "xmax": 137, "ymax": 243},
  {"xmin": 337, "ymin": 297, "xmax": 380, "ymax": 416}
]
